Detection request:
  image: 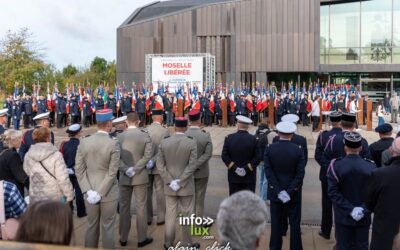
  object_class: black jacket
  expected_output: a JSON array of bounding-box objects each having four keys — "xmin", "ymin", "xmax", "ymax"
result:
[
  {"xmin": 273, "ymin": 133, "xmax": 308, "ymax": 166},
  {"xmin": 0, "ymin": 147, "xmax": 29, "ymax": 195},
  {"xmin": 369, "ymin": 137, "xmax": 394, "ymax": 168},
  {"xmin": 366, "ymin": 156, "xmax": 400, "ymax": 250}
]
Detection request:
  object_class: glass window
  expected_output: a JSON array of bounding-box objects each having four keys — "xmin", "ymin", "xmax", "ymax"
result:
[
  {"xmin": 361, "ymin": 0, "xmax": 392, "ymax": 47},
  {"xmin": 329, "ymin": 48, "xmax": 360, "ymax": 64},
  {"xmin": 330, "ymin": 2, "xmax": 360, "ymax": 48},
  {"xmin": 394, "ymin": 0, "xmax": 400, "ymax": 47},
  {"xmin": 320, "ymin": 5, "xmax": 329, "ymax": 49},
  {"xmin": 393, "ymin": 48, "xmax": 400, "ymax": 63},
  {"xmin": 361, "ymin": 47, "xmax": 392, "ymax": 64}
]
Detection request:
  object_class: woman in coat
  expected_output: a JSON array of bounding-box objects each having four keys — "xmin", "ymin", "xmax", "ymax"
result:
[
  {"xmin": 23, "ymin": 127, "xmax": 74, "ymax": 204},
  {"xmin": 0, "ymin": 129, "xmax": 29, "ymax": 195}
]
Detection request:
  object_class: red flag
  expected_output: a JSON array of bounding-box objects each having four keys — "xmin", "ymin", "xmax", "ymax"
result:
[{"xmin": 209, "ymin": 95, "xmax": 215, "ymax": 113}]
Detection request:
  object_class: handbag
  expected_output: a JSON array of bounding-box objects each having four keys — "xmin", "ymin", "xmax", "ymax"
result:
[{"xmin": 0, "ymin": 180, "xmax": 19, "ymax": 240}]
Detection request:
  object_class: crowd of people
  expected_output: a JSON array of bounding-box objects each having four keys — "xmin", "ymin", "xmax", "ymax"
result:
[{"xmin": 0, "ymin": 86, "xmax": 399, "ymax": 250}]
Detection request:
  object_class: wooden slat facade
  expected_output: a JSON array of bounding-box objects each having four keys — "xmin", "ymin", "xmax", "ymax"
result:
[{"xmin": 117, "ymin": 0, "xmax": 320, "ymax": 85}]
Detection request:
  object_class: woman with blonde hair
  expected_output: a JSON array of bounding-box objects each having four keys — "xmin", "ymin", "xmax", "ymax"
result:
[
  {"xmin": 23, "ymin": 127, "xmax": 74, "ymax": 203},
  {"xmin": 0, "ymin": 129, "xmax": 29, "ymax": 195}
]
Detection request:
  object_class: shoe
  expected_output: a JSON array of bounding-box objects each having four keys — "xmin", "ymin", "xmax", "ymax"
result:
[
  {"xmin": 157, "ymin": 221, "xmax": 165, "ymax": 226},
  {"xmin": 191, "ymin": 243, "xmax": 200, "ymax": 249},
  {"xmin": 138, "ymin": 237, "xmax": 153, "ymax": 248},
  {"xmin": 147, "ymin": 221, "xmax": 152, "ymax": 226},
  {"xmin": 120, "ymin": 240, "xmax": 127, "ymax": 246},
  {"xmin": 318, "ymin": 230, "xmax": 330, "ymax": 240}
]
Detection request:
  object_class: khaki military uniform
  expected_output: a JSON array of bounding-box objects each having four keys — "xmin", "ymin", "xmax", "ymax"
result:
[
  {"xmin": 146, "ymin": 122, "xmax": 170, "ymax": 224},
  {"xmin": 157, "ymin": 133, "xmax": 198, "ymax": 247},
  {"xmin": 117, "ymin": 127, "xmax": 153, "ymax": 244},
  {"xmin": 185, "ymin": 126, "xmax": 213, "ymax": 217},
  {"xmin": 75, "ymin": 131, "xmax": 120, "ymax": 249}
]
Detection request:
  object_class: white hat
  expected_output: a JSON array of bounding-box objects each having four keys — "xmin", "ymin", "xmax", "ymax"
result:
[
  {"xmin": 236, "ymin": 115, "xmax": 252, "ymax": 124},
  {"xmin": 33, "ymin": 112, "xmax": 50, "ymax": 121},
  {"xmin": 66, "ymin": 124, "xmax": 81, "ymax": 134},
  {"xmin": 276, "ymin": 121, "xmax": 297, "ymax": 134},
  {"xmin": 112, "ymin": 116, "xmax": 127, "ymax": 125},
  {"xmin": 281, "ymin": 114, "xmax": 299, "ymax": 123},
  {"xmin": 0, "ymin": 109, "xmax": 8, "ymax": 117}
]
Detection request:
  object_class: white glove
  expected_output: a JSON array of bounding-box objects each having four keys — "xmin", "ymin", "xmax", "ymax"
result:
[
  {"xmin": 146, "ymin": 160, "xmax": 154, "ymax": 169},
  {"xmin": 278, "ymin": 191, "xmax": 291, "ymax": 203},
  {"xmin": 24, "ymin": 196, "xmax": 30, "ymax": 205},
  {"xmin": 307, "ymin": 113, "xmax": 311, "ymax": 117},
  {"xmin": 86, "ymin": 190, "xmax": 101, "ymax": 204},
  {"xmin": 351, "ymin": 207, "xmax": 364, "ymax": 221},
  {"xmin": 125, "ymin": 167, "xmax": 135, "ymax": 178},
  {"xmin": 67, "ymin": 168, "xmax": 74, "ymax": 175},
  {"xmin": 235, "ymin": 167, "xmax": 246, "ymax": 177},
  {"xmin": 169, "ymin": 179, "xmax": 181, "ymax": 192}
]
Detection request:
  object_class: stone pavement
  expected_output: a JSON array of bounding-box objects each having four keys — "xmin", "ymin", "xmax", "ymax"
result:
[{"xmin": 45, "ymin": 114, "xmax": 392, "ymax": 250}]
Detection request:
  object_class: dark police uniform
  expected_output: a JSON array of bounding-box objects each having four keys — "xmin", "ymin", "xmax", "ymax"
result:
[
  {"xmin": 327, "ymin": 132, "xmax": 376, "ymax": 250},
  {"xmin": 19, "ymin": 126, "xmax": 55, "ymax": 161},
  {"xmin": 222, "ymin": 126, "xmax": 259, "ymax": 195},
  {"xmin": 276, "ymin": 98, "xmax": 285, "ymax": 123},
  {"xmin": 136, "ymin": 97, "xmax": 146, "ymax": 126},
  {"xmin": 12, "ymin": 100, "xmax": 22, "ymax": 130},
  {"xmin": 299, "ymin": 98, "xmax": 309, "ymax": 125},
  {"xmin": 56, "ymin": 96, "xmax": 67, "ymax": 128},
  {"xmin": 60, "ymin": 137, "xmax": 86, "ymax": 217},
  {"xmin": 369, "ymin": 123, "xmax": 394, "ymax": 168},
  {"xmin": 202, "ymin": 97, "xmax": 211, "ymax": 126},
  {"xmin": 121, "ymin": 95, "xmax": 132, "ymax": 115},
  {"xmin": 107, "ymin": 97, "xmax": 117, "ymax": 117},
  {"xmin": 37, "ymin": 98, "xmax": 48, "ymax": 114},
  {"xmin": 70, "ymin": 98, "xmax": 80, "ymax": 124},
  {"xmin": 314, "ymin": 113, "xmax": 343, "ymax": 239},
  {"xmin": 237, "ymin": 97, "xmax": 247, "ymax": 116},
  {"xmin": 22, "ymin": 98, "xmax": 33, "ymax": 128},
  {"xmin": 264, "ymin": 139, "xmax": 306, "ymax": 250},
  {"xmin": 82, "ymin": 99, "xmax": 92, "ymax": 127},
  {"xmin": 287, "ymin": 98, "xmax": 297, "ymax": 115}
]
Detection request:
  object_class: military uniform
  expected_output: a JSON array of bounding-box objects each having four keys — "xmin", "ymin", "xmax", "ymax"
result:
[
  {"xmin": 222, "ymin": 117, "xmax": 259, "ymax": 195},
  {"xmin": 19, "ymin": 126, "xmax": 55, "ymax": 161},
  {"xmin": 157, "ymin": 123, "xmax": 198, "ymax": 248},
  {"xmin": 327, "ymin": 132, "xmax": 376, "ymax": 250},
  {"xmin": 202, "ymin": 97, "xmax": 211, "ymax": 126},
  {"xmin": 276, "ymin": 98, "xmax": 285, "ymax": 123},
  {"xmin": 107, "ymin": 97, "xmax": 117, "ymax": 117},
  {"xmin": 136, "ymin": 97, "xmax": 146, "ymax": 126},
  {"xmin": 56, "ymin": 96, "xmax": 67, "ymax": 128},
  {"xmin": 37, "ymin": 98, "xmax": 48, "ymax": 114},
  {"xmin": 69, "ymin": 98, "xmax": 80, "ymax": 124},
  {"xmin": 117, "ymin": 127, "xmax": 153, "ymax": 246},
  {"xmin": 82, "ymin": 99, "xmax": 92, "ymax": 127},
  {"xmin": 121, "ymin": 95, "xmax": 133, "ymax": 115},
  {"xmin": 324, "ymin": 132, "xmax": 370, "ymax": 160},
  {"xmin": 60, "ymin": 135, "xmax": 86, "ymax": 218},
  {"xmin": 22, "ymin": 98, "xmax": 33, "ymax": 128},
  {"xmin": 265, "ymin": 136, "xmax": 306, "ymax": 250},
  {"xmin": 146, "ymin": 121, "xmax": 169, "ymax": 225},
  {"xmin": 12, "ymin": 100, "xmax": 22, "ymax": 130},
  {"xmin": 185, "ymin": 122, "xmax": 212, "ymax": 218},
  {"xmin": 75, "ymin": 130, "xmax": 120, "ymax": 249}
]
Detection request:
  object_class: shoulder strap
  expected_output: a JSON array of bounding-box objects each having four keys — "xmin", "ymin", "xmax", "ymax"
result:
[
  {"xmin": 59, "ymin": 141, "xmax": 66, "ymax": 156},
  {"xmin": 0, "ymin": 180, "xmax": 5, "ymax": 225},
  {"xmin": 39, "ymin": 161, "xmax": 56, "ymax": 180}
]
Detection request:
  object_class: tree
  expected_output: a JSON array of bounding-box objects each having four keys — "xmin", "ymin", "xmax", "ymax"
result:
[
  {"xmin": 90, "ymin": 57, "xmax": 107, "ymax": 83},
  {"xmin": 62, "ymin": 64, "xmax": 78, "ymax": 78},
  {"xmin": 0, "ymin": 28, "xmax": 48, "ymax": 93}
]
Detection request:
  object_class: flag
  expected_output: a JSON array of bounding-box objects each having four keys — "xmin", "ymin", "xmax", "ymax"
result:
[
  {"xmin": 209, "ymin": 95, "xmax": 215, "ymax": 113},
  {"xmin": 229, "ymin": 92, "xmax": 236, "ymax": 113},
  {"xmin": 154, "ymin": 94, "xmax": 164, "ymax": 110},
  {"xmin": 246, "ymin": 94, "xmax": 253, "ymax": 112}
]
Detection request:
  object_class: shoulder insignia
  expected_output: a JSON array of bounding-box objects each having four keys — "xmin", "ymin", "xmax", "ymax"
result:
[
  {"xmin": 187, "ymin": 136, "xmax": 194, "ymax": 140},
  {"xmin": 163, "ymin": 135, "xmax": 170, "ymax": 139},
  {"xmin": 140, "ymin": 129, "xmax": 148, "ymax": 133},
  {"xmin": 363, "ymin": 158, "xmax": 375, "ymax": 164}
]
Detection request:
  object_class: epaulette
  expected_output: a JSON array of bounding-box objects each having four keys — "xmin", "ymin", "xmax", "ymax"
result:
[
  {"xmin": 363, "ymin": 158, "xmax": 375, "ymax": 164},
  {"xmin": 163, "ymin": 135, "xmax": 170, "ymax": 139},
  {"xmin": 187, "ymin": 136, "xmax": 194, "ymax": 140},
  {"xmin": 140, "ymin": 129, "xmax": 148, "ymax": 133}
]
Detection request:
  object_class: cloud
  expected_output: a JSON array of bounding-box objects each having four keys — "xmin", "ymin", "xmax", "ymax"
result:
[{"xmin": 0, "ymin": 0, "xmax": 154, "ymax": 69}]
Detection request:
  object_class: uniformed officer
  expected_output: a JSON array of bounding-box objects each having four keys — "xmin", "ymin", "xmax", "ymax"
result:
[
  {"xmin": 69, "ymin": 94, "xmax": 80, "ymax": 125},
  {"xmin": 56, "ymin": 93, "xmax": 67, "ymax": 128},
  {"xmin": 186, "ymin": 110, "xmax": 213, "ymax": 219},
  {"xmin": 110, "ymin": 116, "xmax": 127, "ymax": 137},
  {"xmin": 327, "ymin": 131, "xmax": 376, "ymax": 250},
  {"xmin": 107, "ymin": 93, "xmax": 117, "ymax": 118},
  {"xmin": 264, "ymin": 121, "xmax": 306, "ymax": 250},
  {"xmin": 117, "ymin": 112, "xmax": 153, "ymax": 248},
  {"xmin": 146, "ymin": 109, "xmax": 169, "ymax": 226},
  {"xmin": 314, "ymin": 111, "xmax": 343, "ymax": 240},
  {"xmin": 324, "ymin": 113, "xmax": 371, "ymax": 161},
  {"xmin": 82, "ymin": 96, "xmax": 92, "ymax": 127},
  {"xmin": 276, "ymin": 94, "xmax": 285, "ymax": 123},
  {"xmin": 95, "ymin": 94, "xmax": 105, "ymax": 112},
  {"xmin": 19, "ymin": 112, "xmax": 55, "ymax": 161},
  {"xmin": 157, "ymin": 117, "xmax": 200, "ymax": 249},
  {"xmin": 222, "ymin": 115, "xmax": 259, "ymax": 195},
  {"xmin": 12, "ymin": 97, "xmax": 22, "ymax": 130},
  {"xmin": 37, "ymin": 95, "xmax": 48, "ymax": 114},
  {"xmin": 60, "ymin": 124, "xmax": 86, "ymax": 218},
  {"xmin": 136, "ymin": 93, "xmax": 146, "ymax": 127},
  {"xmin": 237, "ymin": 95, "xmax": 247, "ymax": 116},
  {"xmin": 287, "ymin": 94, "xmax": 298, "ymax": 115},
  {"xmin": 75, "ymin": 109, "xmax": 120, "ymax": 249},
  {"xmin": 22, "ymin": 95, "xmax": 33, "ymax": 129},
  {"xmin": 121, "ymin": 91, "xmax": 133, "ymax": 115},
  {"xmin": 202, "ymin": 95, "xmax": 211, "ymax": 126},
  {"xmin": 0, "ymin": 109, "xmax": 8, "ymax": 151},
  {"xmin": 369, "ymin": 123, "xmax": 394, "ymax": 168},
  {"xmin": 3, "ymin": 97, "xmax": 12, "ymax": 129}
]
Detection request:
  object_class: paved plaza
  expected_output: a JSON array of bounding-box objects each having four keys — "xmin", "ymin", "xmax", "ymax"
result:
[{"xmin": 47, "ymin": 115, "xmax": 390, "ymax": 249}]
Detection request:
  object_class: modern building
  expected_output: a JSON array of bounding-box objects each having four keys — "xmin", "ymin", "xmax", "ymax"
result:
[{"xmin": 117, "ymin": 0, "xmax": 400, "ymax": 96}]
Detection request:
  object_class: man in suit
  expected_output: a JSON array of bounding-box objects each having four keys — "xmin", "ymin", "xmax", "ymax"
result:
[
  {"xmin": 186, "ymin": 110, "xmax": 213, "ymax": 219},
  {"xmin": 222, "ymin": 115, "xmax": 259, "ymax": 195},
  {"xmin": 327, "ymin": 131, "xmax": 376, "ymax": 250},
  {"xmin": 117, "ymin": 112, "xmax": 153, "ymax": 248},
  {"xmin": 69, "ymin": 94, "xmax": 80, "ymax": 125},
  {"xmin": 314, "ymin": 112, "xmax": 343, "ymax": 240},
  {"xmin": 146, "ymin": 109, "xmax": 169, "ymax": 226},
  {"xmin": 264, "ymin": 121, "xmax": 306, "ymax": 250},
  {"xmin": 157, "ymin": 117, "xmax": 200, "ymax": 249},
  {"xmin": 367, "ymin": 137, "xmax": 400, "ymax": 250},
  {"xmin": 75, "ymin": 109, "xmax": 120, "ymax": 249}
]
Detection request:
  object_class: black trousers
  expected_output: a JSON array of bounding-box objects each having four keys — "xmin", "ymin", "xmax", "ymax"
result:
[
  {"xmin": 335, "ymin": 224, "xmax": 369, "ymax": 250},
  {"xmin": 229, "ymin": 114, "xmax": 235, "ymax": 126},
  {"xmin": 50, "ymin": 111, "xmax": 55, "ymax": 127},
  {"xmin": 312, "ymin": 116, "xmax": 320, "ymax": 131},
  {"xmin": 276, "ymin": 114, "xmax": 283, "ymax": 124},
  {"xmin": 138, "ymin": 113, "xmax": 145, "ymax": 127},
  {"xmin": 300, "ymin": 112, "xmax": 308, "ymax": 125},
  {"xmin": 83, "ymin": 115, "xmax": 91, "ymax": 127},
  {"xmin": 69, "ymin": 174, "xmax": 86, "ymax": 217},
  {"xmin": 228, "ymin": 182, "xmax": 255, "ymax": 196},
  {"xmin": 6, "ymin": 115, "xmax": 11, "ymax": 128},
  {"xmin": 270, "ymin": 200, "xmax": 303, "ymax": 250},
  {"xmin": 71, "ymin": 115, "xmax": 80, "ymax": 125},
  {"xmin": 321, "ymin": 181, "xmax": 333, "ymax": 237},
  {"xmin": 23, "ymin": 114, "xmax": 32, "ymax": 128},
  {"xmin": 204, "ymin": 114, "xmax": 212, "ymax": 126},
  {"xmin": 57, "ymin": 114, "xmax": 63, "ymax": 128}
]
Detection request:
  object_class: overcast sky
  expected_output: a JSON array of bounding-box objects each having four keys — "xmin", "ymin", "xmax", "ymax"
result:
[{"xmin": 0, "ymin": 0, "xmax": 155, "ymax": 69}]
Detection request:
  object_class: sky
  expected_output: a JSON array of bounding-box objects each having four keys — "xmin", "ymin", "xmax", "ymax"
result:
[{"xmin": 0, "ymin": 0, "xmax": 155, "ymax": 69}]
